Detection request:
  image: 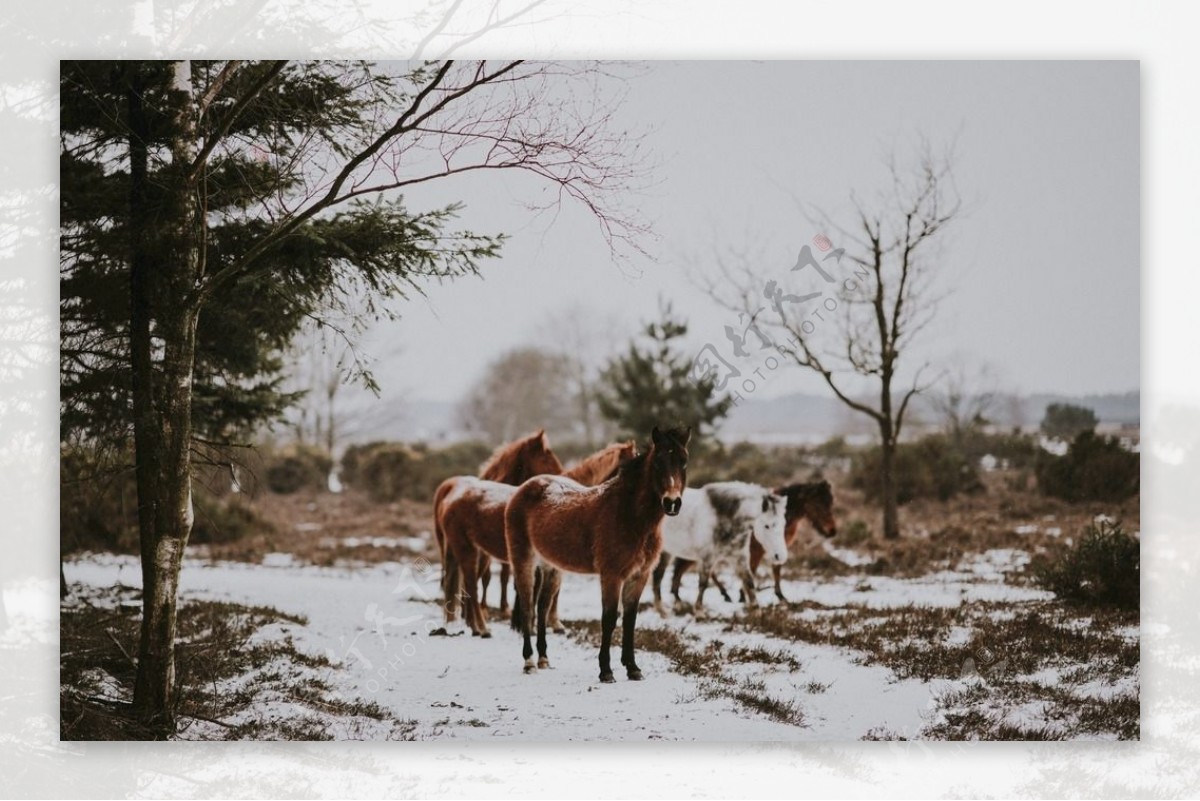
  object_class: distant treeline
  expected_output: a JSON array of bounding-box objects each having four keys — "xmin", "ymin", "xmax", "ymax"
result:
[{"xmin": 61, "ymin": 428, "xmax": 1137, "ymax": 554}]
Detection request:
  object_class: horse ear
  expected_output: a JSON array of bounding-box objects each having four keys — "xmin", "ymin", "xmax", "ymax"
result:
[
  {"xmin": 536, "ymin": 429, "xmax": 547, "ymax": 448},
  {"xmin": 651, "ymin": 426, "xmax": 663, "ymax": 446},
  {"xmin": 681, "ymin": 426, "xmax": 692, "ymax": 446},
  {"xmin": 762, "ymin": 495, "xmax": 770, "ymax": 514}
]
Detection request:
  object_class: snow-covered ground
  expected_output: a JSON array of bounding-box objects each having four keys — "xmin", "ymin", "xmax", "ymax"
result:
[{"xmin": 61, "ymin": 546, "xmax": 1127, "ymax": 741}]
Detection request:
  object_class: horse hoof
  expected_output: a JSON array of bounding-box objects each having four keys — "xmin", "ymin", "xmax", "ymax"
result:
[
  {"xmin": 538, "ymin": 657, "xmax": 551, "ymax": 669},
  {"xmin": 471, "ymin": 629, "xmax": 481, "ymax": 637},
  {"xmin": 480, "ymin": 631, "xmax": 492, "ymax": 639},
  {"xmin": 552, "ymin": 627, "xmax": 566, "ymax": 635},
  {"xmin": 524, "ymin": 661, "xmax": 537, "ymax": 674},
  {"xmin": 627, "ymin": 668, "xmax": 644, "ymax": 681},
  {"xmin": 429, "ymin": 627, "xmax": 449, "ymax": 637},
  {"xmin": 599, "ymin": 671, "xmax": 615, "ymax": 683}
]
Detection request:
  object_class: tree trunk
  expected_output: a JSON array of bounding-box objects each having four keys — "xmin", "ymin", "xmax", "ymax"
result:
[
  {"xmin": 128, "ymin": 60, "xmax": 201, "ymax": 729},
  {"xmin": 878, "ymin": 419, "xmax": 900, "ymax": 539}
]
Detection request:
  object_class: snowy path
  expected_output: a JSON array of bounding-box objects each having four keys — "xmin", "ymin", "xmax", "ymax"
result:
[{"xmin": 63, "ymin": 553, "xmax": 1010, "ymax": 741}]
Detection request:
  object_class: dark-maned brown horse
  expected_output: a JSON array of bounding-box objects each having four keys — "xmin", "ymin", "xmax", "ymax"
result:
[
  {"xmin": 479, "ymin": 440, "xmax": 638, "ymax": 622},
  {"xmin": 433, "ymin": 430, "xmax": 563, "ymax": 634},
  {"xmin": 447, "ymin": 440, "xmax": 638, "ymax": 638},
  {"xmin": 667, "ymin": 479, "xmax": 838, "ymax": 605},
  {"xmin": 750, "ymin": 480, "xmax": 837, "ymax": 602},
  {"xmin": 507, "ymin": 426, "xmax": 690, "ymax": 681}
]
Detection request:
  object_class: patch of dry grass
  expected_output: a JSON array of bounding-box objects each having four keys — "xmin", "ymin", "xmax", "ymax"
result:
[{"xmin": 60, "ymin": 583, "xmax": 414, "ymax": 740}]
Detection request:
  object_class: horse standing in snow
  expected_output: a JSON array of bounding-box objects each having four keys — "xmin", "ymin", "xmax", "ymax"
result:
[
  {"xmin": 432, "ymin": 430, "xmax": 563, "ymax": 634},
  {"xmin": 506, "ymin": 426, "xmax": 690, "ymax": 681},
  {"xmin": 438, "ymin": 440, "xmax": 637, "ymax": 637},
  {"xmin": 749, "ymin": 480, "xmax": 837, "ymax": 602},
  {"xmin": 651, "ymin": 481, "xmax": 788, "ymax": 615}
]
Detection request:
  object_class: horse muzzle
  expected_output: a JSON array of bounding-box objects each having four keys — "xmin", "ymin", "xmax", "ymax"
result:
[
  {"xmin": 770, "ymin": 551, "xmax": 788, "ymax": 565},
  {"xmin": 662, "ymin": 496, "xmax": 682, "ymax": 516}
]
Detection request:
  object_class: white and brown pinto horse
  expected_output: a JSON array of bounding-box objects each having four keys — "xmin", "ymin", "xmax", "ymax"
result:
[{"xmin": 651, "ymin": 481, "xmax": 788, "ymax": 615}]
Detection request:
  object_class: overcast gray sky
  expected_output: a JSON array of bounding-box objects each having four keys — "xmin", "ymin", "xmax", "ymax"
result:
[{"xmin": 352, "ymin": 60, "xmax": 1138, "ymax": 408}]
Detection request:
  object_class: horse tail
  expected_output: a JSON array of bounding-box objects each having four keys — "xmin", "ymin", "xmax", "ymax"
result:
[
  {"xmin": 510, "ymin": 590, "xmax": 524, "ymax": 632},
  {"xmin": 432, "ymin": 479, "xmax": 456, "ymax": 593}
]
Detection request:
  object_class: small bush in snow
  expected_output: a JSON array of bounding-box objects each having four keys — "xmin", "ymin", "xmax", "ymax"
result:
[{"xmin": 1036, "ymin": 520, "xmax": 1139, "ymax": 610}]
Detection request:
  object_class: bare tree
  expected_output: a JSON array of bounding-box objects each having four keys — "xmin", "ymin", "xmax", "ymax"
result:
[
  {"xmin": 931, "ymin": 355, "xmax": 1000, "ymax": 444},
  {"xmin": 701, "ymin": 141, "xmax": 961, "ymax": 539},
  {"xmin": 458, "ymin": 346, "xmax": 577, "ymax": 443}
]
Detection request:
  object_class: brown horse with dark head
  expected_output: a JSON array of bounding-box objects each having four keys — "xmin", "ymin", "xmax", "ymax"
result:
[
  {"xmin": 749, "ymin": 480, "xmax": 837, "ymax": 602},
  {"xmin": 506, "ymin": 426, "xmax": 690, "ymax": 681},
  {"xmin": 479, "ymin": 440, "xmax": 638, "ymax": 620},
  {"xmin": 442, "ymin": 440, "xmax": 638, "ymax": 637},
  {"xmin": 433, "ymin": 430, "xmax": 563, "ymax": 633}
]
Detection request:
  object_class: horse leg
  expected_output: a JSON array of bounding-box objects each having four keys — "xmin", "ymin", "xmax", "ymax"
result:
[
  {"xmin": 772, "ymin": 564, "xmax": 788, "ymax": 603},
  {"xmin": 478, "ymin": 552, "xmax": 492, "ymax": 618},
  {"xmin": 620, "ymin": 570, "xmax": 651, "ymax": 680},
  {"xmin": 598, "ymin": 574, "xmax": 622, "ymax": 684},
  {"xmin": 508, "ymin": 515, "xmax": 538, "ymax": 673},
  {"xmin": 499, "ymin": 562, "xmax": 512, "ymax": 616},
  {"xmin": 670, "ymin": 556, "xmax": 692, "ymax": 613},
  {"xmin": 547, "ymin": 579, "xmax": 565, "ymax": 634},
  {"xmin": 743, "ymin": 536, "xmax": 764, "ymax": 603},
  {"xmin": 711, "ymin": 570, "xmax": 733, "ymax": 603},
  {"xmin": 457, "ymin": 544, "xmax": 490, "ymax": 638},
  {"xmin": 651, "ymin": 551, "xmax": 669, "ymax": 617},
  {"xmin": 739, "ymin": 562, "xmax": 759, "ymax": 609},
  {"xmin": 536, "ymin": 568, "xmax": 558, "ymax": 668},
  {"xmin": 694, "ymin": 558, "xmax": 712, "ymax": 618}
]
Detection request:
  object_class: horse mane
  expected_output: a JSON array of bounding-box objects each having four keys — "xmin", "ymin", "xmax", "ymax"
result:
[
  {"xmin": 479, "ymin": 431, "xmax": 542, "ymax": 483},
  {"xmin": 613, "ymin": 426, "xmax": 689, "ymax": 481},
  {"xmin": 563, "ymin": 441, "xmax": 636, "ymax": 486}
]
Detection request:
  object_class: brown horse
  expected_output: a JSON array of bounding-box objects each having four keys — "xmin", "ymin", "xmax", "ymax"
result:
[
  {"xmin": 478, "ymin": 440, "xmax": 638, "ymax": 620},
  {"xmin": 749, "ymin": 480, "xmax": 838, "ymax": 602},
  {"xmin": 667, "ymin": 479, "xmax": 838, "ymax": 605},
  {"xmin": 445, "ymin": 440, "xmax": 638, "ymax": 637},
  {"xmin": 506, "ymin": 426, "xmax": 690, "ymax": 681},
  {"xmin": 433, "ymin": 430, "xmax": 563, "ymax": 633}
]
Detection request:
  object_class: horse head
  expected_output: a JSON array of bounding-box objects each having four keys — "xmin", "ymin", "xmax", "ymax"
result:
[
  {"xmin": 755, "ymin": 492, "xmax": 789, "ymax": 564},
  {"xmin": 778, "ymin": 480, "xmax": 837, "ymax": 538},
  {"xmin": 522, "ymin": 429, "xmax": 565, "ymax": 480},
  {"xmin": 650, "ymin": 426, "xmax": 690, "ymax": 516}
]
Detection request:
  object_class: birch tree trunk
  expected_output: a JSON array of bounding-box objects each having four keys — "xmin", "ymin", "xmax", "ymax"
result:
[{"xmin": 129, "ymin": 60, "xmax": 201, "ymax": 727}]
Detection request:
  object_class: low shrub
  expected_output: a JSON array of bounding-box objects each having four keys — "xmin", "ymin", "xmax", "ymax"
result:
[
  {"xmin": 837, "ymin": 519, "xmax": 873, "ymax": 547},
  {"xmin": 191, "ymin": 494, "xmax": 275, "ymax": 544},
  {"xmin": 1036, "ymin": 431, "xmax": 1139, "ymax": 503},
  {"xmin": 1035, "ymin": 520, "xmax": 1139, "ymax": 610},
  {"xmin": 688, "ymin": 440, "xmax": 820, "ymax": 488},
  {"xmin": 849, "ymin": 435, "xmax": 983, "ymax": 505},
  {"xmin": 264, "ymin": 445, "xmax": 332, "ymax": 494}
]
